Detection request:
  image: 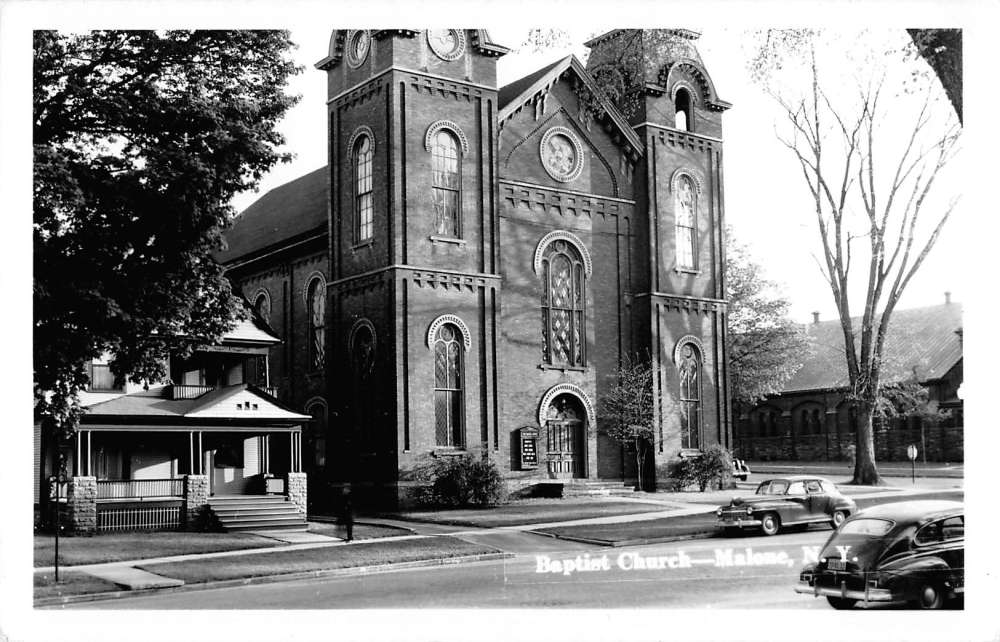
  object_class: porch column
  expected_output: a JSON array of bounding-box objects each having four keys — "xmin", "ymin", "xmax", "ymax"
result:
[
  {"xmin": 289, "ymin": 432, "xmax": 294, "ymax": 472},
  {"xmin": 198, "ymin": 431, "xmax": 203, "ymax": 475},
  {"xmin": 189, "ymin": 432, "xmax": 194, "ymax": 476},
  {"xmin": 75, "ymin": 431, "xmax": 81, "ymax": 476},
  {"xmin": 263, "ymin": 435, "xmax": 270, "ymax": 475}
]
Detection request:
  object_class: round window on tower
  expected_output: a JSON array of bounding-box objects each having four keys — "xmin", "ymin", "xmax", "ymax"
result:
[
  {"xmin": 346, "ymin": 30, "xmax": 371, "ymax": 68},
  {"xmin": 427, "ymin": 29, "xmax": 466, "ymax": 61}
]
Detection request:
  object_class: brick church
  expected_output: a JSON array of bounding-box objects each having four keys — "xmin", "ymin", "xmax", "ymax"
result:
[{"xmin": 218, "ymin": 29, "xmax": 733, "ymax": 505}]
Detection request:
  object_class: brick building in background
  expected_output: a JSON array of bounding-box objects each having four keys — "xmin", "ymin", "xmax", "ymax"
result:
[
  {"xmin": 734, "ymin": 298, "xmax": 963, "ymax": 464},
  {"xmin": 219, "ymin": 29, "xmax": 733, "ymax": 506}
]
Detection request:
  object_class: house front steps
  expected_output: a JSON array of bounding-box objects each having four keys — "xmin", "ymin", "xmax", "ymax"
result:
[{"xmin": 207, "ymin": 495, "xmax": 308, "ymax": 532}]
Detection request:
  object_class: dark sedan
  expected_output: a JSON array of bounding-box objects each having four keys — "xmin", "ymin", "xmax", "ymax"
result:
[
  {"xmin": 795, "ymin": 500, "xmax": 964, "ymax": 609},
  {"xmin": 716, "ymin": 475, "xmax": 857, "ymax": 536}
]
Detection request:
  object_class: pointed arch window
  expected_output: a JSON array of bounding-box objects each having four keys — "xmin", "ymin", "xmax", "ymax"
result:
[
  {"xmin": 305, "ymin": 399, "xmax": 328, "ymax": 469},
  {"xmin": 353, "ymin": 134, "xmax": 374, "ymax": 243},
  {"xmin": 678, "ymin": 342, "xmax": 702, "ymax": 449},
  {"xmin": 307, "ymin": 278, "xmax": 325, "ymax": 370},
  {"xmin": 433, "ymin": 323, "xmax": 464, "ymax": 447},
  {"xmin": 675, "ymin": 174, "xmax": 697, "ymax": 270},
  {"xmin": 431, "ymin": 130, "xmax": 461, "ymax": 237},
  {"xmin": 541, "ymin": 239, "xmax": 586, "ymax": 367}
]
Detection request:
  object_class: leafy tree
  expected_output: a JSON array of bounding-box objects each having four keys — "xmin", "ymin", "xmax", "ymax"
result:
[
  {"xmin": 598, "ymin": 355, "xmax": 671, "ymax": 491},
  {"xmin": 34, "ymin": 30, "xmax": 300, "ymax": 438},
  {"xmin": 747, "ymin": 30, "xmax": 960, "ymax": 485},
  {"xmin": 725, "ymin": 230, "xmax": 811, "ymax": 408},
  {"xmin": 907, "ymin": 29, "xmax": 962, "ymax": 124}
]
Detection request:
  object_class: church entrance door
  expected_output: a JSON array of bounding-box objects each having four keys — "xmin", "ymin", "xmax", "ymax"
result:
[{"xmin": 544, "ymin": 394, "xmax": 585, "ymax": 478}]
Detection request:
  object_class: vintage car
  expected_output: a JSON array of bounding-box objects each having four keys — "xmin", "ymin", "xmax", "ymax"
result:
[
  {"xmin": 795, "ymin": 500, "xmax": 964, "ymax": 609},
  {"xmin": 716, "ymin": 475, "xmax": 857, "ymax": 536},
  {"xmin": 732, "ymin": 458, "xmax": 751, "ymax": 482}
]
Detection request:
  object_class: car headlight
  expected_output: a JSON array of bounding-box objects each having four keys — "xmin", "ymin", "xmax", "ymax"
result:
[
  {"xmin": 746, "ymin": 506, "xmax": 754, "ymax": 515},
  {"xmin": 716, "ymin": 508, "xmax": 723, "ymax": 517}
]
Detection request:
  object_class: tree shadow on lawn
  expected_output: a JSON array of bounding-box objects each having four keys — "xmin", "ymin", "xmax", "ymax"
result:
[
  {"xmin": 34, "ymin": 531, "xmax": 282, "ymax": 568},
  {"xmin": 391, "ymin": 498, "xmax": 685, "ymax": 529}
]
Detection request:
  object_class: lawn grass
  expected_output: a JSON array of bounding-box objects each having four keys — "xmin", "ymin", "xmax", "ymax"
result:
[
  {"xmin": 307, "ymin": 521, "xmax": 412, "ymax": 540},
  {"xmin": 34, "ymin": 531, "xmax": 281, "ymax": 567},
  {"xmin": 391, "ymin": 498, "xmax": 677, "ymax": 528},
  {"xmin": 536, "ymin": 511, "xmax": 719, "ymax": 544},
  {"xmin": 137, "ymin": 536, "xmax": 500, "ymax": 584},
  {"xmin": 34, "ymin": 570, "xmax": 122, "ymax": 600}
]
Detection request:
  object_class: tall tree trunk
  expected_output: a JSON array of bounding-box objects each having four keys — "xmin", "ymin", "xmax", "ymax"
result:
[
  {"xmin": 853, "ymin": 401, "xmax": 884, "ymax": 485},
  {"xmin": 635, "ymin": 437, "xmax": 645, "ymax": 491}
]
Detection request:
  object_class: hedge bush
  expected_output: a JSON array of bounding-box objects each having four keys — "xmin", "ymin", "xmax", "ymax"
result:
[{"xmin": 427, "ymin": 454, "xmax": 508, "ymax": 507}]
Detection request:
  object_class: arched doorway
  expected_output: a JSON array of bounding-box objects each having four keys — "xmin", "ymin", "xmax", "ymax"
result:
[{"xmin": 543, "ymin": 394, "xmax": 586, "ymax": 478}]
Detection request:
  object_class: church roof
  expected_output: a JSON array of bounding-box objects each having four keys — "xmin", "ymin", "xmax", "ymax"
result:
[
  {"xmin": 497, "ymin": 55, "xmax": 644, "ymax": 159},
  {"xmin": 783, "ymin": 302, "xmax": 963, "ymax": 393},
  {"xmin": 217, "ymin": 166, "xmax": 327, "ymax": 266}
]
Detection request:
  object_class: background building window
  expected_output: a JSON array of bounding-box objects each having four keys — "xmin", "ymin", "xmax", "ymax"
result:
[
  {"xmin": 431, "ymin": 130, "xmax": 461, "ymax": 237},
  {"xmin": 675, "ymin": 174, "xmax": 697, "ymax": 270},
  {"xmin": 434, "ymin": 323, "xmax": 464, "ymax": 447},
  {"xmin": 354, "ymin": 135, "xmax": 374, "ymax": 242},
  {"xmin": 541, "ymin": 239, "xmax": 586, "ymax": 367},
  {"xmin": 679, "ymin": 343, "xmax": 702, "ymax": 449},
  {"xmin": 307, "ymin": 278, "xmax": 325, "ymax": 370}
]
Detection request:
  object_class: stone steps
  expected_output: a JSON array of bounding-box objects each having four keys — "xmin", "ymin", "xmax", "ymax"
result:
[{"xmin": 207, "ymin": 495, "xmax": 307, "ymax": 532}]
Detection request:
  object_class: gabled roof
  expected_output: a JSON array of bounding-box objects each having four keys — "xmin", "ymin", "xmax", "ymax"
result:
[
  {"xmin": 497, "ymin": 55, "xmax": 644, "ymax": 160},
  {"xmin": 82, "ymin": 384, "xmax": 310, "ymax": 422},
  {"xmin": 783, "ymin": 303, "xmax": 963, "ymax": 393},
  {"xmin": 217, "ymin": 166, "xmax": 327, "ymax": 266},
  {"xmin": 218, "ymin": 315, "xmax": 281, "ymax": 346}
]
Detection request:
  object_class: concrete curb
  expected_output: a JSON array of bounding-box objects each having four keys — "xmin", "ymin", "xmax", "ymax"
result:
[
  {"xmin": 34, "ymin": 551, "xmax": 514, "ymax": 607},
  {"xmin": 527, "ymin": 527, "xmax": 720, "ymax": 548}
]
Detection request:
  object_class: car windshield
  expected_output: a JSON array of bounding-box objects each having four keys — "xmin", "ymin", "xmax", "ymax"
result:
[
  {"xmin": 839, "ymin": 518, "xmax": 894, "ymax": 536},
  {"xmin": 756, "ymin": 480, "xmax": 789, "ymax": 495}
]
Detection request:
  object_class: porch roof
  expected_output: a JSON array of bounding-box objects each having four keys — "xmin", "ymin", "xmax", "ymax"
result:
[{"xmin": 81, "ymin": 384, "xmax": 310, "ymax": 424}]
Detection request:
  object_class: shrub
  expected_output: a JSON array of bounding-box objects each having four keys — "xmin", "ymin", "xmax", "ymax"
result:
[
  {"xmin": 669, "ymin": 445, "xmax": 734, "ymax": 492},
  {"xmin": 426, "ymin": 453, "xmax": 507, "ymax": 508}
]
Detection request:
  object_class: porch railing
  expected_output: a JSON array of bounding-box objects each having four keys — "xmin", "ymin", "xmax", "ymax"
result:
[
  {"xmin": 98, "ymin": 502, "xmax": 182, "ymax": 532},
  {"xmin": 97, "ymin": 478, "xmax": 184, "ymax": 500},
  {"xmin": 170, "ymin": 384, "xmax": 216, "ymax": 400}
]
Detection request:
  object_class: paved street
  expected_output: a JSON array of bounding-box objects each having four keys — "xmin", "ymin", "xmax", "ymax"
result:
[{"xmin": 66, "ymin": 529, "xmax": 830, "ymax": 609}]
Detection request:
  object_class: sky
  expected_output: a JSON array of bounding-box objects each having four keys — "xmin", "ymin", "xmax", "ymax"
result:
[{"xmin": 230, "ymin": 24, "xmax": 969, "ymax": 326}]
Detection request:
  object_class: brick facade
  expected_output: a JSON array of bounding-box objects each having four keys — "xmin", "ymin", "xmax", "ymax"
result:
[{"xmin": 224, "ymin": 30, "xmax": 733, "ymax": 505}]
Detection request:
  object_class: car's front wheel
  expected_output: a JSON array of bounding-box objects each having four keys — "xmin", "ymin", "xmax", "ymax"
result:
[
  {"xmin": 826, "ymin": 596, "xmax": 856, "ymax": 609},
  {"xmin": 915, "ymin": 583, "xmax": 945, "ymax": 609},
  {"xmin": 830, "ymin": 510, "xmax": 848, "ymax": 529},
  {"xmin": 760, "ymin": 512, "xmax": 781, "ymax": 536}
]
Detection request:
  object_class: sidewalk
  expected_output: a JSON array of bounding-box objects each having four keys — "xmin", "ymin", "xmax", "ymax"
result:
[{"xmin": 747, "ymin": 460, "xmax": 964, "ymax": 479}]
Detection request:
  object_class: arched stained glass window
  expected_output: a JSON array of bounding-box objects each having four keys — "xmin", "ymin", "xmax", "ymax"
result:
[
  {"xmin": 541, "ymin": 239, "xmax": 586, "ymax": 367},
  {"xmin": 433, "ymin": 324, "xmax": 464, "ymax": 447},
  {"xmin": 307, "ymin": 278, "xmax": 325, "ymax": 369},
  {"xmin": 305, "ymin": 400, "xmax": 327, "ymax": 469},
  {"xmin": 354, "ymin": 135, "xmax": 374, "ymax": 242},
  {"xmin": 678, "ymin": 343, "xmax": 702, "ymax": 449},
  {"xmin": 431, "ymin": 130, "xmax": 461, "ymax": 237},
  {"xmin": 675, "ymin": 174, "xmax": 697, "ymax": 270},
  {"xmin": 254, "ymin": 291, "xmax": 270, "ymax": 324}
]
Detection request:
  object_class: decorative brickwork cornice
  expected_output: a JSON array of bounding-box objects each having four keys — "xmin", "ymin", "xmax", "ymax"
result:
[
  {"xmin": 406, "ymin": 72, "xmax": 487, "ymax": 103},
  {"xmin": 500, "ymin": 180, "xmax": 631, "ymax": 221},
  {"xmin": 409, "ymin": 269, "xmax": 491, "ymax": 292},
  {"xmin": 648, "ymin": 127, "xmax": 717, "ymax": 153},
  {"xmin": 648, "ymin": 294, "xmax": 726, "ymax": 314}
]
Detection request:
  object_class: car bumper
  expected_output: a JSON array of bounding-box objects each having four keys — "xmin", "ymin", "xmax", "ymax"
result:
[
  {"xmin": 718, "ymin": 518, "xmax": 762, "ymax": 528},
  {"xmin": 795, "ymin": 581, "xmax": 895, "ymax": 602}
]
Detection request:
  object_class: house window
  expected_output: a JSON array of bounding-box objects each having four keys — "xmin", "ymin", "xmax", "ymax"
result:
[
  {"xmin": 431, "ymin": 130, "xmax": 461, "ymax": 237},
  {"xmin": 678, "ymin": 343, "xmax": 702, "ymax": 449},
  {"xmin": 675, "ymin": 87, "xmax": 692, "ymax": 132},
  {"xmin": 433, "ymin": 323, "xmax": 465, "ymax": 448},
  {"xmin": 307, "ymin": 278, "xmax": 325, "ymax": 370},
  {"xmin": 675, "ymin": 174, "xmax": 697, "ymax": 270},
  {"xmin": 353, "ymin": 134, "xmax": 374, "ymax": 243},
  {"xmin": 541, "ymin": 239, "xmax": 586, "ymax": 367},
  {"xmin": 88, "ymin": 355, "xmax": 122, "ymax": 392}
]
